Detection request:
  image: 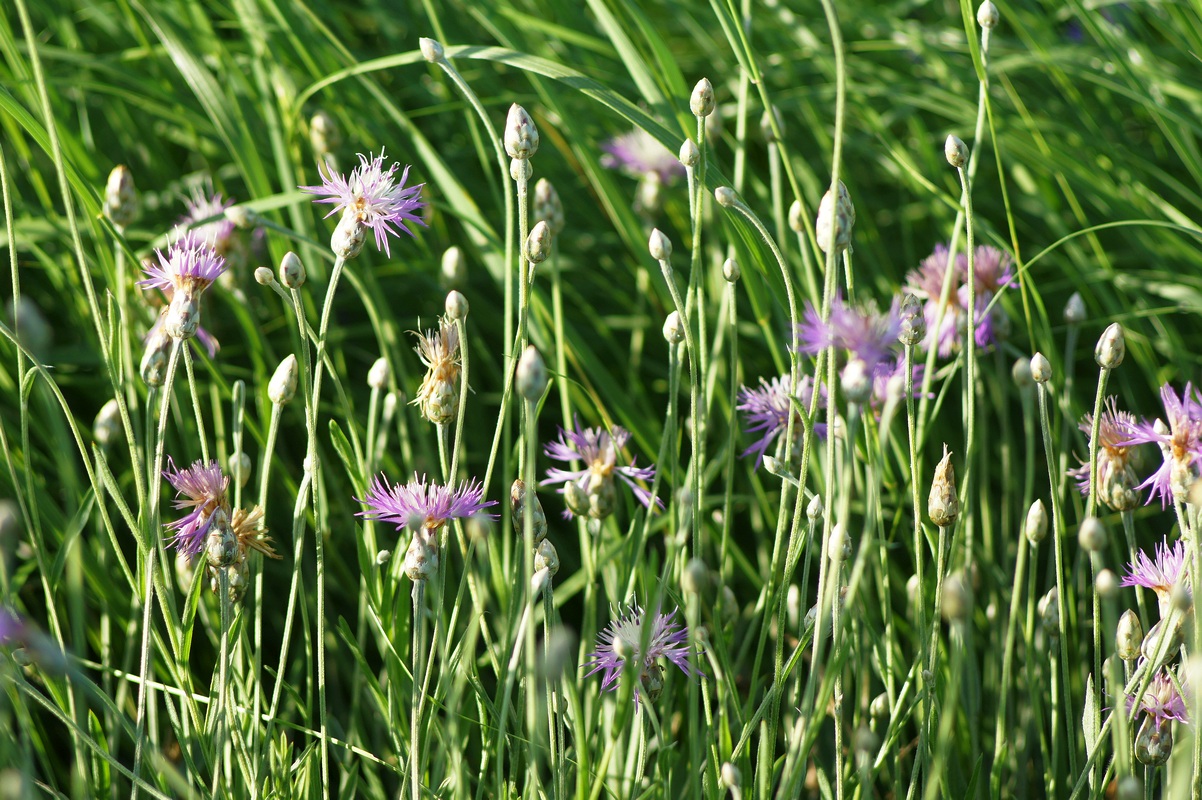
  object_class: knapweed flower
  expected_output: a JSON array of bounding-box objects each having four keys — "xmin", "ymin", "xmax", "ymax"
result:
[
  {"xmin": 736, "ymin": 374, "xmax": 826, "ymax": 468},
  {"xmin": 542, "ymin": 416, "xmax": 661, "ymax": 519},
  {"xmin": 1120, "ymin": 383, "xmax": 1202, "ymax": 507},
  {"xmin": 796, "ymin": 295, "xmax": 901, "ymax": 375},
  {"xmin": 1129, "ymin": 669, "xmax": 1189, "ymax": 728},
  {"xmin": 300, "ymin": 150, "xmax": 425, "ymax": 258},
  {"xmin": 162, "ymin": 458, "xmax": 231, "ymax": 560},
  {"xmin": 903, "ymin": 244, "xmax": 1013, "ymax": 356},
  {"xmin": 600, "ymin": 129, "xmax": 685, "ymax": 184},
  {"xmin": 1121, "ymin": 537, "xmax": 1187, "ymax": 618},
  {"xmin": 181, "ymin": 185, "xmax": 236, "ymax": 255},
  {"xmin": 584, "ymin": 605, "xmax": 701, "ymax": 703},
  {"xmin": 357, "ymin": 473, "xmax": 497, "ymax": 580},
  {"xmin": 139, "ymin": 231, "xmax": 227, "ymax": 340},
  {"xmin": 412, "ymin": 317, "xmax": 460, "ymax": 425},
  {"xmin": 1067, "ymin": 397, "xmax": 1141, "ymax": 511}
]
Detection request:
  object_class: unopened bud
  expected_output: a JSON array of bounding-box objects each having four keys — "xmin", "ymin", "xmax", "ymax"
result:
[
  {"xmin": 663, "ymin": 311, "xmax": 685, "ymax": 345},
  {"xmin": 722, "ymin": 258, "xmax": 741, "ymax": 283},
  {"xmin": 944, "ymin": 135, "xmax": 968, "ymax": 168},
  {"xmin": 94, "ymin": 399, "xmax": 122, "ymax": 446},
  {"xmin": 928, "ymin": 444, "xmax": 959, "ymax": 527},
  {"xmin": 533, "ymin": 178, "xmax": 565, "ymax": 235},
  {"xmin": 445, "ymin": 290, "xmax": 469, "ymax": 321},
  {"xmin": 103, "ymin": 165, "xmax": 139, "ymax": 228},
  {"xmin": 516, "ymin": 346, "xmax": 547, "ymax": 401},
  {"xmin": 504, "ymin": 103, "xmax": 539, "ymax": 160},
  {"xmin": 840, "ymin": 358, "xmax": 872, "ymax": 405},
  {"xmin": 224, "ymin": 205, "xmax": 254, "ymax": 229},
  {"xmin": 309, "ymin": 110, "xmax": 340, "ymax": 157},
  {"xmin": 870, "ymin": 692, "xmax": 890, "ymax": 721},
  {"xmin": 331, "ymin": 211, "xmax": 367, "ymax": 259},
  {"xmin": 1077, "ymin": 517, "xmax": 1107, "ymax": 552},
  {"xmin": 419, "ymin": 37, "xmax": 445, "ymax": 63},
  {"xmin": 649, "ymin": 228, "xmax": 673, "ymax": 261},
  {"xmin": 254, "ymin": 267, "xmax": 274, "ymax": 286},
  {"xmin": 442, "ymin": 246, "xmax": 466, "ymax": 287},
  {"xmin": 807, "ymin": 494, "xmax": 824, "ymax": 522},
  {"xmin": 942, "ymin": 572, "xmax": 970, "ymax": 621},
  {"xmin": 690, "ymin": 78, "xmax": 715, "ymax": 117},
  {"xmin": 815, "ymin": 181, "xmax": 855, "ymax": 254},
  {"xmin": 899, "ymin": 294, "xmax": 925, "ymax": 347},
  {"xmin": 228, "ymin": 452, "xmax": 252, "ymax": 488},
  {"xmin": 1096, "ymin": 569, "xmax": 1119, "ymax": 599},
  {"xmin": 683, "ymin": 557, "xmax": 709, "ymax": 594},
  {"xmin": 977, "ymin": 1, "xmax": 999, "ymax": 29},
  {"xmin": 1095, "ymin": 322, "xmax": 1125, "ymax": 369},
  {"xmin": 367, "ymin": 357, "xmax": 390, "ymax": 390},
  {"xmin": 714, "ymin": 186, "xmax": 738, "ymax": 207},
  {"xmin": 510, "ymin": 157, "xmax": 532, "ymax": 183},
  {"xmin": 269, "ymin": 354, "xmax": 299, "ymax": 405},
  {"xmin": 1029, "ymin": 352, "xmax": 1051, "ymax": 384},
  {"xmin": 526, "ymin": 221, "xmax": 550, "ymax": 266},
  {"xmin": 827, "ymin": 524, "xmax": 851, "ymax": 563},
  {"xmin": 1064, "ymin": 292, "xmax": 1086, "ymax": 324},
  {"xmin": 376, "ymin": 549, "xmax": 391, "ymax": 565},
  {"xmin": 679, "ymin": 138, "xmax": 699, "ymax": 168},
  {"xmin": 534, "ymin": 538, "xmax": 559, "ymax": 576},
  {"xmin": 1011, "ymin": 357, "xmax": 1033, "ymax": 389},
  {"xmin": 1024, "ymin": 499, "xmax": 1048, "ymax": 546},
  {"xmin": 720, "ymin": 762, "xmax": 740, "ymax": 789},
  {"xmin": 1116, "ymin": 609, "xmax": 1143, "ymax": 661},
  {"xmin": 788, "ymin": 199, "xmax": 804, "ymax": 233},
  {"xmin": 279, "ymin": 252, "xmax": 306, "ymax": 288}
]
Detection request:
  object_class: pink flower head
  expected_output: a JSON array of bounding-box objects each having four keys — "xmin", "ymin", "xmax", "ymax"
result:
[
  {"xmin": 1119, "ymin": 383, "xmax": 1202, "ymax": 507},
  {"xmin": 1128, "ymin": 669, "xmax": 1189, "ymax": 728},
  {"xmin": 357, "ymin": 473, "xmax": 496, "ymax": 532},
  {"xmin": 1067, "ymin": 396, "xmax": 1138, "ymax": 495},
  {"xmin": 600, "ymin": 129, "xmax": 685, "ymax": 183},
  {"xmin": 300, "ymin": 150, "xmax": 425, "ymax": 257},
  {"xmin": 542, "ymin": 416, "xmax": 661, "ymax": 518},
  {"xmin": 904, "ymin": 243, "xmax": 1012, "ymax": 356},
  {"xmin": 138, "ymin": 230, "xmax": 228, "ymax": 295},
  {"xmin": 736, "ymin": 374, "xmax": 827, "ymax": 468},
  {"xmin": 795, "ymin": 295, "xmax": 901, "ymax": 374},
  {"xmin": 1121, "ymin": 537, "xmax": 1188, "ymax": 615},
  {"xmin": 162, "ymin": 458, "xmax": 230, "ymax": 557},
  {"xmin": 181, "ymin": 185, "xmax": 236, "ymax": 252},
  {"xmin": 584, "ymin": 605, "xmax": 701, "ymax": 703}
]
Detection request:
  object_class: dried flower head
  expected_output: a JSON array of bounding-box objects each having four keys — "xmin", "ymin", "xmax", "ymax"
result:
[
  {"xmin": 542, "ymin": 416, "xmax": 661, "ymax": 519},
  {"xmin": 300, "ymin": 150, "xmax": 425, "ymax": 257},
  {"xmin": 412, "ymin": 317, "xmax": 461, "ymax": 425},
  {"xmin": 584, "ymin": 606, "xmax": 701, "ymax": 703}
]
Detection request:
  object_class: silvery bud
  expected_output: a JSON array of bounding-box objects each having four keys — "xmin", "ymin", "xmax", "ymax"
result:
[
  {"xmin": 807, "ymin": 494, "xmax": 824, "ymax": 522},
  {"xmin": 1095, "ymin": 322, "xmax": 1125, "ymax": 369},
  {"xmin": 720, "ymin": 762, "xmax": 740, "ymax": 789},
  {"xmin": 279, "ymin": 251, "xmax": 306, "ymax": 289},
  {"xmin": 663, "ymin": 311, "xmax": 685, "ymax": 345},
  {"xmin": 1038, "ymin": 588, "xmax": 1059, "ymax": 638},
  {"xmin": 690, "ymin": 78, "xmax": 715, "ymax": 117},
  {"xmin": 1011, "ymin": 357, "xmax": 1033, "ymax": 389},
  {"xmin": 1096, "ymin": 568, "xmax": 1119, "ymax": 599},
  {"xmin": 1135, "ymin": 715, "xmax": 1173, "ymax": 766},
  {"xmin": 445, "ymin": 290, "xmax": 469, "ymax": 321},
  {"xmin": 870, "ymin": 692, "xmax": 890, "ymax": 721},
  {"xmin": 526, "ymin": 221, "xmax": 551, "ymax": 265},
  {"xmin": 269, "ymin": 354, "xmax": 299, "ymax": 405},
  {"xmin": 504, "ymin": 103, "xmax": 539, "ymax": 160},
  {"xmin": 331, "ymin": 210, "xmax": 367, "ymax": 259},
  {"xmin": 840, "ymin": 358, "xmax": 872, "ymax": 405},
  {"xmin": 309, "ymin": 110, "xmax": 340, "ymax": 157},
  {"xmin": 977, "ymin": 1, "xmax": 999, "ymax": 29},
  {"xmin": 442, "ymin": 246, "xmax": 466, "ymax": 287},
  {"xmin": 815, "ymin": 181, "xmax": 855, "ymax": 254},
  {"xmin": 723, "ymin": 258, "xmax": 741, "ymax": 283},
  {"xmin": 1024, "ymin": 499, "xmax": 1048, "ymax": 546},
  {"xmin": 510, "ymin": 479, "xmax": 547, "ymax": 544},
  {"xmin": 94, "ymin": 399, "xmax": 122, "ymax": 446},
  {"xmin": 714, "ymin": 186, "xmax": 737, "ymax": 207},
  {"xmin": 228, "ymin": 452, "xmax": 252, "ymax": 489},
  {"xmin": 140, "ymin": 324, "xmax": 172, "ymax": 387},
  {"xmin": 788, "ymin": 199, "xmax": 804, "ymax": 233},
  {"xmin": 944, "ymin": 135, "xmax": 968, "ymax": 168},
  {"xmin": 1029, "ymin": 352, "xmax": 1052, "ymax": 384},
  {"xmin": 683, "ymin": 557, "xmax": 709, "ymax": 594},
  {"xmin": 376, "ymin": 549, "xmax": 391, "ymax": 565},
  {"xmin": 367, "ymin": 357, "xmax": 390, "ymax": 390},
  {"xmin": 103, "ymin": 165, "xmax": 139, "ymax": 228},
  {"xmin": 254, "ymin": 267, "xmax": 274, "ymax": 286},
  {"xmin": 941, "ymin": 572, "xmax": 970, "ymax": 621},
  {"xmin": 1064, "ymin": 292, "xmax": 1086, "ymax": 324},
  {"xmin": 649, "ymin": 228, "xmax": 672, "ymax": 261},
  {"xmin": 899, "ymin": 294, "xmax": 925, "ymax": 346},
  {"xmin": 533, "ymin": 178, "xmax": 565, "ymax": 235},
  {"xmin": 419, "ymin": 37, "xmax": 445, "ymax": 63},
  {"xmin": 510, "ymin": 157, "xmax": 532, "ymax": 183},
  {"xmin": 224, "ymin": 205, "xmax": 254, "ymax": 229},
  {"xmin": 928, "ymin": 444, "xmax": 959, "ymax": 527},
  {"xmin": 534, "ymin": 538, "xmax": 559, "ymax": 576},
  {"xmin": 1077, "ymin": 516, "xmax": 1107, "ymax": 553},
  {"xmin": 516, "ymin": 345, "xmax": 547, "ymax": 402},
  {"xmin": 204, "ymin": 509, "xmax": 238, "ymax": 568},
  {"xmin": 1116, "ymin": 609, "xmax": 1143, "ymax": 661},
  {"xmin": 679, "ymin": 138, "xmax": 699, "ymax": 168},
  {"xmin": 1142, "ymin": 616, "xmax": 1185, "ymax": 670},
  {"xmin": 163, "ymin": 292, "xmax": 202, "ymax": 340},
  {"xmin": 827, "ymin": 523, "xmax": 851, "ymax": 563}
]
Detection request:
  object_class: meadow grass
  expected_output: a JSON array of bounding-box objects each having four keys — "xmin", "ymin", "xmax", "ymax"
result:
[{"xmin": 2, "ymin": 0, "xmax": 1202, "ymax": 797}]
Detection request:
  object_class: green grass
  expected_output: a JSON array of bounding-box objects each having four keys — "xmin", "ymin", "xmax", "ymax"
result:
[{"xmin": 2, "ymin": 0, "xmax": 1202, "ymax": 797}]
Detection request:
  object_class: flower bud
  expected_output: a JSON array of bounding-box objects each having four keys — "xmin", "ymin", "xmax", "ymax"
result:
[
  {"xmin": 928, "ymin": 444, "xmax": 959, "ymax": 527},
  {"xmin": 504, "ymin": 103, "xmax": 539, "ymax": 160},
  {"xmin": 510, "ymin": 157, "xmax": 532, "ymax": 183},
  {"xmin": 269, "ymin": 354, "xmax": 299, "ymax": 405},
  {"xmin": 103, "ymin": 165, "xmax": 139, "ymax": 228},
  {"xmin": 683, "ymin": 557, "xmax": 709, "ymax": 594},
  {"xmin": 722, "ymin": 258, "xmax": 741, "ymax": 283},
  {"xmin": 367, "ymin": 357, "xmax": 390, "ymax": 390},
  {"xmin": 942, "ymin": 572, "xmax": 970, "ymax": 621},
  {"xmin": 224, "ymin": 205, "xmax": 254, "ymax": 229},
  {"xmin": 404, "ymin": 529, "xmax": 439, "ymax": 581},
  {"xmin": 526, "ymin": 220, "xmax": 550, "ymax": 265},
  {"xmin": 787, "ymin": 199, "xmax": 805, "ymax": 234},
  {"xmin": 331, "ymin": 210, "xmax": 367, "ymax": 259},
  {"xmin": 1029, "ymin": 352, "xmax": 1051, "ymax": 384},
  {"xmin": 1095, "ymin": 322, "xmax": 1125, "ymax": 369},
  {"xmin": 1095, "ymin": 568, "xmax": 1119, "ymax": 599},
  {"xmin": 1024, "ymin": 499, "xmax": 1048, "ymax": 546},
  {"xmin": 1116, "ymin": 609, "xmax": 1143, "ymax": 661},
  {"xmin": 678, "ymin": 138, "xmax": 699, "ymax": 168},
  {"xmin": 714, "ymin": 186, "xmax": 737, "ymax": 207},
  {"xmin": 1038, "ymin": 587, "xmax": 1059, "ymax": 637},
  {"xmin": 309, "ymin": 110, "xmax": 340, "ymax": 157},
  {"xmin": 534, "ymin": 538, "xmax": 559, "ymax": 576},
  {"xmin": 278, "ymin": 252, "xmax": 306, "ymax": 289},
  {"xmin": 807, "ymin": 494, "xmax": 824, "ymax": 522},
  {"xmin": 1142, "ymin": 616, "xmax": 1185, "ymax": 670},
  {"xmin": 445, "ymin": 290, "xmax": 469, "ymax": 321},
  {"xmin": 511, "ymin": 479, "xmax": 547, "ymax": 544},
  {"xmin": 140, "ymin": 325, "xmax": 172, "ymax": 387},
  {"xmin": 228, "ymin": 451, "xmax": 252, "ymax": 489},
  {"xmin": 944, "ymin": 135, "xmax": 968, "ymax": 168},
  {"xmin": 376, "ymin": 549, "xmax": 391, "ymax": 565},
  {"xmin": 419, "ymin": 37, "xmax": 445, "ymax": 63},
  {"xmin": 840, "ymin": 358, "xmax": 872, "ymax": 405},
  {"xmin": 690, "ymin": 78, "xmax": 715, "ymax": 117},
  {"xmin": 637, "ymin": 173, "xmax": 662, "ymax": 216},
  {"xmin": 205, "ymin": 509, "xmax": 238, "ymax": 568},
  {"xmin": 254, "ymin": 266, "xmax": 274, "ymax": 286},
  {"xmin": 533, "ymin": 178, "xmax": 565, "ymax": 235},
  {"xmin": 663, "ymin": 311, "xmax": 685, "ymax": 345},
  {"xmin": 516, "ymin": 345, "xmax": 547, "ymax": 402},
  {"xmin": 720, "ymin": 762, "xmax": 740, "ymax": 789},
  {"xmin": 815, "ymin": 181, "xmax": 855, "ymax": 254},
  {"xmin": 1077, "ymin": 516, "xmax": 1107, "ymax": 552},
  {"xmin": 164, "ymin": 292, "xmax": 202, "ymax": 340},
  {"xmin": 94, "ymin": 399, "xmax": 122, "ymax": 446},
  {"xmin": 648, "ymin": 228, "xmax": 673, "ymax": 261},
  {"xmin": 1011, "ymin": 357, "xmax": 1033, "ymax": 389},
  {"xmin": 1064, "ymin": 292, "xmax": 1086, "ymax": 324},
  {"xmin": 827, "ymin": 523, "xmax": 851, "ymax": 563},
  {"xmin": 977, "ymin": 1, "xmax": 999, "ymax": 29},
  {"xmin": 898, "ymin": 294, "xmax": 925, "ymax": 347},
  {"xmin": 1135, "ymin": 715, "xmax": 1173, "ymax": 766}
]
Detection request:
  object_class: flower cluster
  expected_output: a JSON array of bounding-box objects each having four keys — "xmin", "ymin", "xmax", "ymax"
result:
[
  {"xmin": 903, "ymin": 244, "xmax": 1013, "ymax": 356},
  {"xmin": 584, "ymin": 605, "xmax": 701, "ymax": 704},
  {"xmin": 162, "ymin": 458, "xmax": 278, "ymax": 603},
  {"xmin": 542, "ymin": 417, "xmax": 660, "ymax": 520}
]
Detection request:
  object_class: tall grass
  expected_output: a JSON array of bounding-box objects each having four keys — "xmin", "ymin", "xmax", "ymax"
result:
[{"xmin": 2, "ymin": 0, "xmax": 1202, "ymax": 797}]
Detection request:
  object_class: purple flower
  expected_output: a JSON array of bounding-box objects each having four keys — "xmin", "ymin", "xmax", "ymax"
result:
[
  {"xmin": 0, "ymin": 608, "xmax": 24, "ymax": 646},
  {"xmin": 584, "ymin": 605, "xmax": 701, "ymax": 702},
  {"xmin": 1121, "ymin": 537, "xmax": 1187, "ymax": 615},
  {"xmin": 1128, "ymin": 669, "xmax": 1189, "ymax": 728},
  {"xmin": 300, "ymin": 150, "xmax": 426, "ymax": 257},
  {"xmin": 542, "ymin": 416, "xmax": 660, "ymax": 519},
  {"xmin": 138, "ymin": 230, "xmax": 228, "ymax": 295},
  {"xmin": 181, "ymin": 185, "xmax": 236, "ymax": 253},
  {"xmin": 736, "ymin": 374, "xmax": 826, "ymax": 468},
  {"xmin": 1119, "ymin": 383, "xmax": 1202, "ymax": 507},
  {"xmin": 1067, "ymin": 397, "xmax": 1139, "ymax": 500},
  {"xmin": 357, "ymin": 473, "xmax": 497, "ymax": 532},
  {"xmin": 162, "ymin": 458, "xmax": 230, "ymax": 557},
  {"xmin": 870, "ymin": 355, "xmax": 926, "ymax": 408},
  {"xmin": 600, "ymin": 129, "xmax": 685, "ymax": 183},
  {"xmin": 903, "ymin": 244, "xmax": 1013, "ymax": 356},
  {"xmin": 795, "ymin": 295, "xmax": 901, "ymax": 373}
]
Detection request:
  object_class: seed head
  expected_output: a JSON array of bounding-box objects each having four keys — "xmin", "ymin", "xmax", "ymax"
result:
[
  {"xmin": 268, "ymin": 354, "xmax": 298, "ymax": 405},
  {"xmin": 504, "ymin": 103, "xmax": 539, "ymax": 160},
  {"xmin": 690, "ymin": 78, "xmax": 715, "ymax": 117},
  {"xmin": 1095, "ymin": 322, "xmax": 1125, "ymax": 369},
  {"xmin": 928, "ymin": 444, "xmax": 959, "ymax": 527}
]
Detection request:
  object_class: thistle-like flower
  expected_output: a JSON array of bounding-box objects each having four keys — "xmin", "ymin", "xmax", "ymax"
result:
[
  {"xmin": 600, "ymin": 129, "xmax": 686, "ymax": 184},
  {"xmin": 584, "ymin": 605, "xmax": 702, "ymax": 703},
  {"xmin": 181, "ymin": 185, "xmax": 237, "ymax": 255},
  {"xmin": 300, "ymin": 150, "xmax": 425, "ymax": 258},
  {"xmin": 1128, "ymin": 669, "xmax": 1189, "ymax": 729},
  {"xmin": 161, "ymin": 458, "xmax": 231, "ymax": 558},
  {"xmin": 903, "ymin": 244, "xmax": 1013, "ymax": 356},
  {"xmin": 1119, "ymin": 383, "xmax": 1202, "ymax": 507},
  {"xmin": 1121, "ymin": 537, "xmax": 1188, "ymax": 618},
  {"xmin": 1067, "ymin": 397, "xmax": 1141, "ymax": 511},
  {"xmin": 796, "ymin": 295, "xmax": 902, "ymax": 376},
  {"xmin": 736, "ymin": 374, "xmax": 827, "ymax": 468},
  {"xmin": 542, "ymin": 416, "xmax": 660, "ymax": 519},
  {"xmin": 139, "ymin": 231, "xmax": 227, "ymax": 340},
  {"xmin": 412, "ymin": 317, "xmax": 461, "ymax": 425}
]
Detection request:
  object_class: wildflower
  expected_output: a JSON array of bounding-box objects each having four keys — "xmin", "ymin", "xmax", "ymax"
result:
[
  {"xmin": 1120, "ymin": 383, "xmax": 1202, "ymax": 506},
  {"xmin": 300, "ymin": 150, "xmax": 425, "ymax": 258},
  {"xmin": 0, "ymin": 608, "xmax": 25, "ymax": 646},
  {"xmin": 412, "ymin": 317, "xmax": 460, "ymax": 425},
  {"xmin": 796, "ymin": 295, "xmax": 901, "ymax": 375},
  {"xmin": 601, "ymin": 128, "xmax": 685, "ymax": 184},
  {"xmin": 584, "ymin": 605, "xmax": 701, "ymax": 703},
  {"xmin": 903, "ymin": 244, "xmax": 1013, "ymax": 356},
  {"xmin": 870, "ymin": 355, "xmax": 925, "ymax": 408},
  {"xmin": 736, "ymin": 374, "xmax": 827, "ymax": 468},
  {"xmin": 1121, "ymin": 537, "xmax": 1188, "ymax": 618},
  {"xmin": 162, "ymin": 458, "xmax": 230, "ymax": 558},
  {"xmin": 1129, "ymin": 669, "xmax": 1188, "ymax": 728},
  {"xmin": 1067, "ymin": 397, "xmax": 1141, "ymax": 511},
  {"xmin": 542, "ymin": 416, "xmax": 661, "ymax": 519},
  {"xmin": 181, "ymin": 184, "xmax": 236, "ymax": 255},
  {"xmin": 138, "ymin": 231, "xmax": 227, "ymax": 341},
  {"xmin": 103, "ymin": 165, "xmax": 138, "ymax": 228}
]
